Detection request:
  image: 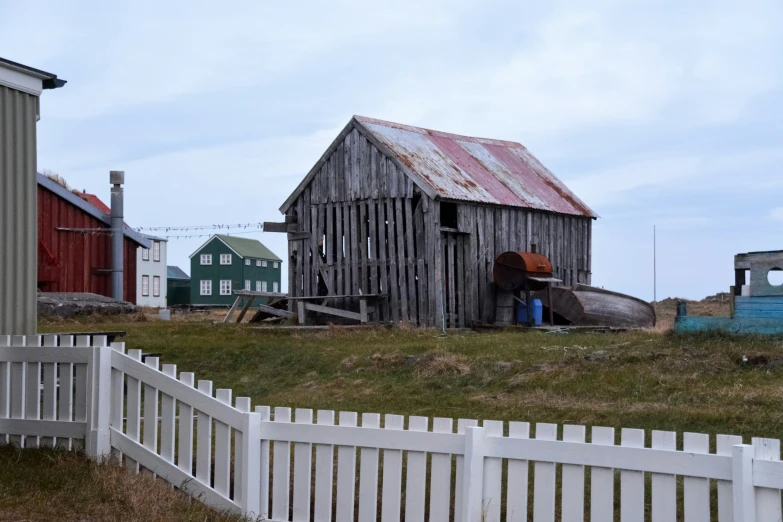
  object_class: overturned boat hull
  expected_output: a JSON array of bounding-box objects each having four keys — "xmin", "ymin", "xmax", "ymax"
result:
[{"xmin": 537, "ymin": 284, "xmax": 656, "ymax": 328}]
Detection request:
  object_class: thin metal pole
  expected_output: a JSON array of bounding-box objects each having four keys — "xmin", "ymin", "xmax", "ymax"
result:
[{"xmin": 653, "ymin": 225, "xmax": 657, "ymax": 303}]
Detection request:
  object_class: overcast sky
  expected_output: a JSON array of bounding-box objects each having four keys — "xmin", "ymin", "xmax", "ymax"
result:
[{"xmin": 3, "ymin": 0, "xmax": 782, "ymax": 300}]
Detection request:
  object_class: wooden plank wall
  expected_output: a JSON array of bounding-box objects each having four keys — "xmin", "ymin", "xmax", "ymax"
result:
[
  {"xmin": 286, "ymin": 128, "xmax": 426, "ymax": 324},
  {"xmin": 285, "ymin": 126, "xmax": 592, "ymax": 328},
  {"xmin": 442, "ymin": 203, "xmax": 592, "ymax": 328}
]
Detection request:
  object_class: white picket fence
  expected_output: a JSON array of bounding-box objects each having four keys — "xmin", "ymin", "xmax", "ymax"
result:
[{"xmin": 1, "ymin": 335, "xmax": 783, "ymax": 521}]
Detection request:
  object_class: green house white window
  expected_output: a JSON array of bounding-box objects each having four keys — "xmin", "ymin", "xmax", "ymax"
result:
[
  {"xmin": 200, "ymin": 254, "xmax": 212, "ymax": 265},
  {"xmin": 256, "ymin": 281, "xmax": 262, "ymax": 291},
  {"xmin": 200, "ymin": 280, "xmax": 212, "ymax": 295},
  {"xmin": 273, "ymin": 261, "xmax": 279, "ymax": 269},
  {"xmin": 261, "ymin": 260, "xmax": 267, "ymax": 267},
  {"xmin": 220, "ymin": 254, "xmax": 232, "ymax": 265},
  {"xmin": 261, "ymin": 281, "xmax": 267, "ymax": 292},
  {"xmin": 220, "ymin": 279, "xmax": 232, "ymax": 295},
  {"xmin": 245, "ymin": 259, "xmax": 251, "ymax": 266},
  {"xmin": 273, "ymin": 282, "xmax": 279, "ymax": 292},
  {"xmin": 244, "ymin": 280, "xmax": 250, "ymax": 291}
]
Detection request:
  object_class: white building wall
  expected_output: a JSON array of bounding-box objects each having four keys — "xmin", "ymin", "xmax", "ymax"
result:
[{"xmin": 136, "ymin": 238, "xmax": 168, "ymax": 308}]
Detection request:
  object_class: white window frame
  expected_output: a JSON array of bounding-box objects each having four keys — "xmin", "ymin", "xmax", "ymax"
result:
[
  {"xmin": 261, "ymin": 260, "xmax": 268, "ymax": 268},
  {"xmin": 141, "ymin": 275, "xmax": 149, "ymax": 296},
  {"xmin": 153, "ymin": 276, "xmax": 160, "ymax": 297},
  {"xmin": 245, "ymin": 259, "xmax": 251, "ymax": 266},
  {"xmin": 256, "ymin": 281, "xmax": 262, "ymax": 292},
  {"xmin": 142, "ymin": 248, "xmax": 149, "ymax": 261},
  {"xmin": 200, "ymin": 280, "xmax": 212, "ymax": 296},
  {"xmin": 261, "ymin": 281, "xmax": 268, "ymax": 292},
  {"xmin": 200, "ymin": 254, "xmax": 212, "ymax": 265},
  {"xmin": 153, "ymin": 241, "xmax": 161, "ymax": 262},
  {"xmin": 256, "ymin": 260, "xmax": 262, "ymax": 267},
  {"xmin": 220, "ymin": 279, "xmax": 232, "ymax": 295},
  {"xmin": 273, "ymin": 261, "xmax": 279, "ymax": 269},
  {"xmin": 244, "ymin": 280, "xmax": 251, "ymax": 291},
  {"xmin": 220, "ymin": 254, "xmax": 232, "ymax": 265},
  {"xmin": 273, "ymin": 282, "xmax": 279, "ymax": 293}
]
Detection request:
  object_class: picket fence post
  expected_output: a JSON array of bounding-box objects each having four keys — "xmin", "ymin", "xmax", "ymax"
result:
[
  {"xmin": 85, "ymin": 341, "xmax": 112, "ymax": 460},
  {"xmin": 462, "ymin": 426, "xmax": 485, "ymax": 522},
  {"xmin": 732, "ymin": 444, "xmax": 756, "ymax": 522},
  {"xmin": 239, "ymin": 408, "xmax": 263, "ymax": 517}
]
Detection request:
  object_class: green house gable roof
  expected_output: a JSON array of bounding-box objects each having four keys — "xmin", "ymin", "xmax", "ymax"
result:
[{"xmin": 189, "ymin": 234, "xmax": 282, "ymax": 261}]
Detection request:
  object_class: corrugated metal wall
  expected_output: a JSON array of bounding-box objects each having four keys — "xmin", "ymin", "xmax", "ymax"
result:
[{"xmin": 0, "ymin": 86, "xmax": 38, "ymax": 335}]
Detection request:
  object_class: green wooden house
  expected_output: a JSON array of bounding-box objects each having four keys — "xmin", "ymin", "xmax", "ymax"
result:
[{"xmin": 189, "ymin": 234, "xmax": 282, "ymax": 307}]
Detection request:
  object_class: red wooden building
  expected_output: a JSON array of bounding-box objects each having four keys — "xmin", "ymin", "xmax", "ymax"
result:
[{"xmin": 37, "ymin": 173, "xmax": 150, "ymax": 302}]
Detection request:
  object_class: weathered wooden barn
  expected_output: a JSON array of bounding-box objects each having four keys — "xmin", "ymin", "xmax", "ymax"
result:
[{"xmin": 277, "ymin": 116, "xmax": 597, "ymax": 327}]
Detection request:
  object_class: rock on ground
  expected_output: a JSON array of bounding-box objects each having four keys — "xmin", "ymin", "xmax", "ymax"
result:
[{"xmin": 38, "ymin": 293, "xmax": 137, "ymax": 318}]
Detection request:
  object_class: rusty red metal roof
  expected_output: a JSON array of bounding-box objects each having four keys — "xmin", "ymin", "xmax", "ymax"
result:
[{"xmin": 355, "ymin": 116, "xmax": 596, "ymax": 218}]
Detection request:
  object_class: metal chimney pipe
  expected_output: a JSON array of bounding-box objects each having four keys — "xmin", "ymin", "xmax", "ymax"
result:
[{"xmin": 110, "ymin": 171, "xmax": 125, "ymax": 301}]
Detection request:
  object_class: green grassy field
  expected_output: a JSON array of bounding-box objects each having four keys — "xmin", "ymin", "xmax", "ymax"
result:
[{"xmin": 39, "ymin": 318, "xmax": 783, "ymax": 443}]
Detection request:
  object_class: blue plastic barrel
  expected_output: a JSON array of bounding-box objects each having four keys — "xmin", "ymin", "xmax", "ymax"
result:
[{"xmin": 516, "ymin": 298, "xmax": 543, "ymax": 326}]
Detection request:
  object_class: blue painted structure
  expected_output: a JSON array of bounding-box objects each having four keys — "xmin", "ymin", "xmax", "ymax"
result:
[{"xmin": 675, "ymin": 296, "xmax": 783, "ymax": 335}]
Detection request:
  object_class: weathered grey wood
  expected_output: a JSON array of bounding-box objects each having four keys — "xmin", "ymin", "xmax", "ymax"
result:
[
  {"xmin": 457, "ymin": 233, "xmax": 465, "ymax": 327},
  {"xmin": 394, "ymin": 198, "xmax": 409, "ymax": 322},
  {"xmin": 537, "ymin": 285, "xmax": 655, "ymax": 328},
  {"xmin": 343, "ymin": 202, "xmax": 353, "ymax": 303},
  {"xmin": 404, "ymin": 198, "xmax": 418, "ymax": 323},
  {"xmin": 287, "ymin": 231, "xmax": 310, "ymax": 241},
  {"xmin": 223, "ymin": 296, "xmax": 242, "ymax": 323},
  {"xmin": 386, "ymin": 199, "xmax": 400, "ymax": 322},
  {"xmin": 370, "ymin": 146, "xmax": 379, "ymax": 199},
  {"xmin": 302, "ymin": 187, "xmax": 312, "ymax": 296},
  {"xmin": 297, "ymin": 301, "xmax": 307, "ymax": 325},
  {"xmin": 236, "ymin": 295, "xmax": 256, "ymax": 323},
  {"xmin": 388, "ymin": 161, "xmax": 399, "ymax": 198},
  {"xmin": 350, "ymin": 202, "xmax": 360, "ymax": 299},
  {"xmin": 466, "ymin": 206, "xmax": 478, "ymax": 324},
  {"xmin": 304, "ymin": 303, "xmax": 362, "ymax": 322},
  {"xmin": 447, "ymin": 234, "xmax": 456, "ymax": 327},
  {"xmin": 369, "ymin": 201, "xmax": 379, "ymax": 297},
  {"xmin": 476, "ymin": 207, "xmax": 486, "ymax": 324},
  {"xmin": 432, "ymin": 200, "xmax": 443, "ymax": 327},
  {"xmin": 359, "ymin": 201, "xmax": 368, "ymax": 294},
  {"xmin": 251, "ymin": 304, "xmax": 296, "ymax": 320},
  {"xmin": 483, "ymin": 208, "xmax": 495, "ymax": 323},
  {"xmin": 326, "ymin": 203, "xmax": 335, "ymax": 295},
  {"xmin": 587, "ymin": 219, "xmax": 593, "ymax": 285},
  {"xmin": 335, "ymin": 204, "xmax": 344, "ymax": 298},
  {"xmin": 263, "ymin": 222, "xmax": 288, "ymax": 233},
  {"xmin": 413, "ymin": 198, "xmax": 427, "ymax": 324},
  {"xmin": 311, "ymin": 204, "xmax": 319, "ymax": 296},
  {"xmin": 377, "ymin": 199, "xmax": 389, "ymax": 320}
]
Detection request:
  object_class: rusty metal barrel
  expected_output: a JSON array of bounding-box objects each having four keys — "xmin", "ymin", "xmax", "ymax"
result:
[{"xmin": 493, "ymin": 251, "xmax": 553, "ymax": 291}]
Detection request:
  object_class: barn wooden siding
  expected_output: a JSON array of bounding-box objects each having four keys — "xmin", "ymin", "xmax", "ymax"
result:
[
  {"xmin": 285, "ymin": 127, "xmax": 592, "ymax": 328},
  {"xmin": 38, "ymin": 184, "xmax": 138, "ymax": 303}
]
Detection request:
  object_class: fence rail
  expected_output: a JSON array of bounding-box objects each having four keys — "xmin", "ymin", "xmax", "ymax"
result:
[{"xmin": 2, "ymin": 334, "xmax": 783, "ymax": 521}]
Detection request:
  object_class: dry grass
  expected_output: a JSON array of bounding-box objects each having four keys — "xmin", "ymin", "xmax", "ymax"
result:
[{"xmin": 0, "ymin": 447, "xmax": 252, "ymax": 521}]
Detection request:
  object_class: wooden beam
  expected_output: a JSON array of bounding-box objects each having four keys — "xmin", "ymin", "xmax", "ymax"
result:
[
  {"xmin": 223, "ymin": 296, "xmax": 242, "ymax": 323},
  {"xmin": 263, "ymin": 222, "xmax": 288, "ymax": 233},
  {"xmin": 288, "ymin": 232, "xmax": 309, "ymax": 241},
  {"xmin": 235, "ymin": 296, "xmax": 256, "ymax": 323},
  {"xmin": 303, "ymin": 303, "xmax": 362, "ymax": 322},
  {"xmin": 252, "ymin": 304, "xmax": 295, "ymax": 319}
]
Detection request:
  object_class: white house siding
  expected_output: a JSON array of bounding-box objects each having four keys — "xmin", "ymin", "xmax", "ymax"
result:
[{"xmin": 136, "ymin": 238, "xmax": 168, "ymax": 307}]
